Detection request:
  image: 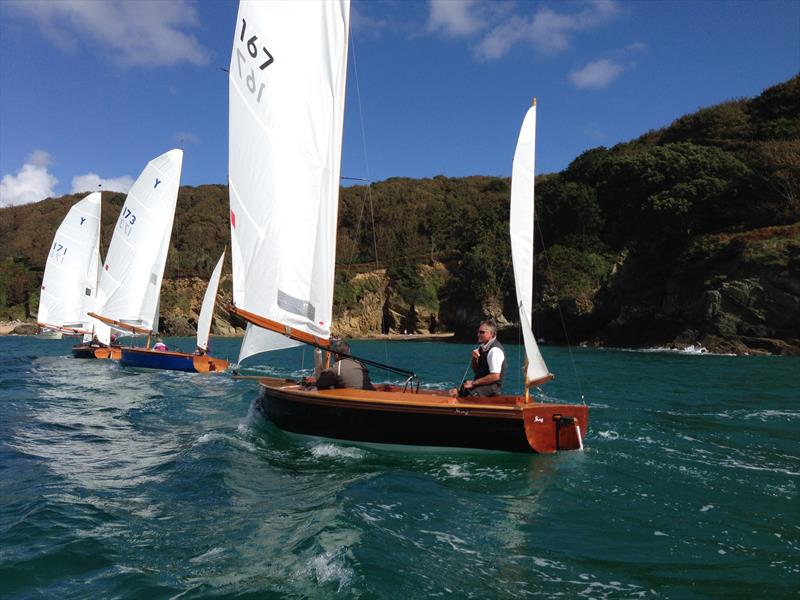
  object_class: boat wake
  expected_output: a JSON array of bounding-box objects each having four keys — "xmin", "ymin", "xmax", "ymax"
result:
[{"xmin": 309, "ymin": 442, "xmax": 366, "ymax": 460}]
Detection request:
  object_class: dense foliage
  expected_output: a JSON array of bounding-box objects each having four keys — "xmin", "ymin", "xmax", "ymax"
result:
[{"xmin": 2, "ymin": 76, "xmax": 798, "ymax": 349}]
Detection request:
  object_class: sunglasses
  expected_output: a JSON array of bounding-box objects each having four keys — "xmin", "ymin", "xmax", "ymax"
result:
[{"xmin": 477, "ymin": 330, "xmax": 488, "ymax": 334}]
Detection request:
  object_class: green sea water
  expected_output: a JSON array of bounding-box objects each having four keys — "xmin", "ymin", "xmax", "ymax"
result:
[{"xmin": 1, "ymin": 336, "xmax": 797, "ymax": 599}]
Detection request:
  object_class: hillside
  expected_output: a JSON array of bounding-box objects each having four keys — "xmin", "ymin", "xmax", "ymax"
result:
[{"xmin": 1, "ymin": 76, "xmax": 798, "ymax": 354}]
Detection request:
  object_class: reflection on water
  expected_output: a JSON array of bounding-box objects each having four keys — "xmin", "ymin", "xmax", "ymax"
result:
[{"xmin": 1, "ymin": 336, "xmax": 798, "ymax": 598}]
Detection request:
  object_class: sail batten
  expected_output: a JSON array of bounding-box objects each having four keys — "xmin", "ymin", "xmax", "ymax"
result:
[
  {"xmin": 228, "ymin": 0, "xmax": 350, "ymax": 361},
  {"xmin": 510, "ymin": 103, "xmax": 550, "ymax": 383}
]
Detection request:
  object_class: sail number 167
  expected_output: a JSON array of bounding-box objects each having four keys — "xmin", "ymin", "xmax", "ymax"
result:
[{"xmin": 236, "ymin": 18, "xmax": 274, "ymax": 103}]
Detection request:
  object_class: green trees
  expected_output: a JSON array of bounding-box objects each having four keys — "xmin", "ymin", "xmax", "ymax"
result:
[{"xmin": 1, "ymin": 76, "xmax": 797, "ymax": 342}]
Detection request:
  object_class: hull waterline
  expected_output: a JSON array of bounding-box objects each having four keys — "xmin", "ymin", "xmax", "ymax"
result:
[
  {"xmin": 119, "ymin": 347, "xmax": 228, "ymax": 373},
  {"xmin": 256, "ymin": 378, "xmax": 588, "ymax": 454},
  {"xmin": 71, "ymin": 343, "xmax": 121, "ymax": 360}
]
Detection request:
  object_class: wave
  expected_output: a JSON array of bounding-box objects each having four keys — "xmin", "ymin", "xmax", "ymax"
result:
[{"xmin": 616, "ymin": 344, "xmax": 736, "ymax": 356}]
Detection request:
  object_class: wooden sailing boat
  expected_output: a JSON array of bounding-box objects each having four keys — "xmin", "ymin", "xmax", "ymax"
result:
[
  {"xmin": 37, "ymin": 191, "xmax": 102, "ymax": 340},
  {"xmin": 119, "ymin": 252, "xmax": 229, "ymax": 373},
  {"xmin": 227, "ymin": 0, "xmax": 588, "ymax": 453},
  {"xmin": 73, "ymin": 149, "xmax": 183, "ymax": 360}
]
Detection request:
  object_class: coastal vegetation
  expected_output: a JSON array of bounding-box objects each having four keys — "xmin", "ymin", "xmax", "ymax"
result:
[{"xmin": 1, "ymin": 76, "xmax": 797, "ymax": 353}]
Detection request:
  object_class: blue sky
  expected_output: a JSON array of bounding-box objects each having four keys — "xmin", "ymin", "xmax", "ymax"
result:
[{"xmin": 0, "ymin": 0, "xmax": 798, "ymax": 207}]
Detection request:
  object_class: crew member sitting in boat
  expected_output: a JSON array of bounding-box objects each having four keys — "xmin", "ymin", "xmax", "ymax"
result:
[
  {"xmin": 451, "ymin": 320, "xmax": 506, "ymax": 397},
  {"xmin": 153, "ymin": 339, "xmax": 168, "ymax": 352},
  {"xmin": 307, "ymin": 341, "xmax": 375, "ymax": 391}
]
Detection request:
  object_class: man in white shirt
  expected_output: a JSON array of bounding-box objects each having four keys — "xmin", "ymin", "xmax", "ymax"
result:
[{"xmin": 451, "ymin": 320, "xmax": 506, "ymax": 397}]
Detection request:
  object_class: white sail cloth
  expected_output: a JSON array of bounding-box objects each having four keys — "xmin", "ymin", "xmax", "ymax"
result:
[
  {"xmin": 196, "ymin": 251, "xmax": 225, "ymax": 353},
  {"xmin": 92, "ymin": 149, "xmax": 183, "ymax": 344},
  {"xmin": 38, "ymin": 191, "xmax": 101, "ymax": 333},
  {"xmin": 510, "ymin": 104, "xmax": 550, "ymax": 383},
  {"xmin": 228, "ymin": 0, "xmax": 350, "ymax": 363}
]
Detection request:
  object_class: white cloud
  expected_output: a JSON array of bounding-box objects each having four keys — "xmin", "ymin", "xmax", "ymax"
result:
[
  {"xmin": 427, "ymin": 0, "xmax": 487, "ymax": 38},
  {"xmin": 0, "ymin": 151, "xmax": 59, "ymax": 207},
  {"xmin": 475, "ymin": 15, "xmax": 530, "ymax": 61},
  {"xmin": 351, "ymin": 2, "xmax": 388, "ymax": 38},
  {"xmin": 71, "ymin": 173, "xmax": 134, "ymax": 194},
  {"xmin": 535, "ymin": 0, "xmax": 621, "ymax": 54},
  {"xmin": 569, "ymin": 58, "xmax": 625, "ymax": 89},
  {"xmin": 429, "ymin": 0, "xmax": 622, "ymax": 61},
  {"xmin": 5, "ymin": 0, "xmax": 210, "ymax": 68}
]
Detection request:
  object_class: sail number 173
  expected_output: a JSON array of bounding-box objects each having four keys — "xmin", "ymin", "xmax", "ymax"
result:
[{"xmin": 236, "ymin": 18, "xmax": 274, "ymax": 103}]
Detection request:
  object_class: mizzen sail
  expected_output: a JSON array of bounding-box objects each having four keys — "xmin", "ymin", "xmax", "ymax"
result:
[
  {"xmin": 92, "ymin": 149, "xmax": 183, "ymax": 344},
  {"xmin": 228, "ymin": 0, "xmax": 350, "ymax": 361},
  {"xmin": 510, "ymin": 102, "xmax": 550, "ymax": 384}
]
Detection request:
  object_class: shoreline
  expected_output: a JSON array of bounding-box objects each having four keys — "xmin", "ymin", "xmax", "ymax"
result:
[{"xmin": 3, "ymin": 321, "xmax": 797, "ymax": 356}]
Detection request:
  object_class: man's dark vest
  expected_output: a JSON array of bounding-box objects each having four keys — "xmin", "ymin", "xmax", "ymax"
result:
[{"xmin": 475, "ymin": 338, "xmax": 506, "ymax": 391}]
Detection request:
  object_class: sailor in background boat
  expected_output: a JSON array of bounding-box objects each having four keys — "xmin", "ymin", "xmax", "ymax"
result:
[
  {"xmin": 153, "ymin": 339, "xmax": 168, "ymax": 352},
  {"xmin": 451, "ymin": 320, "xmax": 506, "ymax": 397},
  {"xmin": 305, "ymin": 342, "xmax": 375, "ymax": 391}
]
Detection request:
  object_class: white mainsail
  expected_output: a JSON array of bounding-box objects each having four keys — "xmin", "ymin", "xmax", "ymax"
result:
[
  {"xmin": 196, "ymin": 251, "xmax": 225, "ymax": 353},
  {"xmin": 510, "ymin": 102, "xmax": 550, "ymax": 383},
  {"xmin": 38, "ymin": 191, "xmax": 102, "ymax": 333},
  {"xmin": 92, "ymin": 149, "xmax": 183, "ymax": 345},
  {"xmin": 228, "ymin": 0, "xmax": 350, "ymax": 362}
]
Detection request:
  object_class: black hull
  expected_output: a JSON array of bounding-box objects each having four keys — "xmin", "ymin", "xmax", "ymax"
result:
[{"xmin": 257, "ymin": 390, "xmax": 535, "ymax": 453}]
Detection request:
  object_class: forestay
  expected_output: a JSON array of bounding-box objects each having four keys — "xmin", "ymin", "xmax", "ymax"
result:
[
  {"xmin": 38, "ymin": 191, "xmax": 102, "ymax": 334},
  {"xmin": 228, "ymin": 0, "xmax": 350, "ymax": 362},
  {"xmin": 196, "ymin": 251, "xmax": 225, "ymax": 353},
  {"xmin": 510, "ymin": 103, "xmax": 550, "ymax": 384},
  {"xmin": 92, "ymin": 149, "xmax": 183, "ymax": 345}
]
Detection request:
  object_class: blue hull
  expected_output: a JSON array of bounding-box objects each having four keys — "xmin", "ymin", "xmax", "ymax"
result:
[{"xmin": 120, "ymin": 348, "xmax": 196, "ymax": 372}]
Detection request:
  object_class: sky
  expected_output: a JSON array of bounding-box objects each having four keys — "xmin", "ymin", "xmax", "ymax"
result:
[{"xmin": 0, "ymin": 0, "xmax": 798, "ymax": 207}]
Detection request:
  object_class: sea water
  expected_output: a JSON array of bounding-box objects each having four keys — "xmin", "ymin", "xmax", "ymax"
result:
[{"xmin": 0, "ymin": 336, "xmax": 797, "ymax": 599}]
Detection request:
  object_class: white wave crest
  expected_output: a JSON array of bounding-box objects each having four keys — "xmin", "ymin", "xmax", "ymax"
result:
[
  {"xmin": 310, "ymin": 443, "xmax": 365, "ymax": 460},
  {"xmin": 305, "ymin": 548, "xmax": 353, "ymax": 592}
]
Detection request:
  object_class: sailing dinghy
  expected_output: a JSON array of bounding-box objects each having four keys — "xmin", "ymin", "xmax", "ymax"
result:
[
  {"xmin": 228, "ymin": 0, "xmax": 587, "ymax": 453},
  {"xmin": 73, "ymin": 149, "xmax": 183, "ymax": 360},
  {"xmin": 37, "ymin": 191, "xmax": 102, "ymax": 340},
  {"xmin": 119, "ymin": 251, "xmax": 229, "ymax": 372}
]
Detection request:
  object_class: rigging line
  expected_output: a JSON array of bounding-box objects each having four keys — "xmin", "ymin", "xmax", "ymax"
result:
[
  {"xmin": 350, "ymin": 26, "xmax": 388, "ymax": 365},
  {"xmin": 349, "ymin": 26, "xmax": 381, "ymax": 277},
  {"xmin": 534, "ymin": 207, "xmax": 586, "ymax": 404}
]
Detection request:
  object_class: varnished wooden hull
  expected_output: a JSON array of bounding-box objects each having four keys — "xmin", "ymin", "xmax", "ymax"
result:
[
  {"xmin": 256, "ymin": 378, "xmax": 588, "ymax": 454},
  {"xmin": 119, "ymin": 347, "xmax": 228, "ymax": 373},
  {"xmin": 71, "ymin": 344, "xmax": 122, "ymax": 360}
]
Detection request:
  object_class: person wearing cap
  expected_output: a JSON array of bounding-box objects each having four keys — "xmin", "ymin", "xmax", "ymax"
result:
[{"xmin": 309, "ymin": 341, "xmax": 375, "ymax": 391}]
